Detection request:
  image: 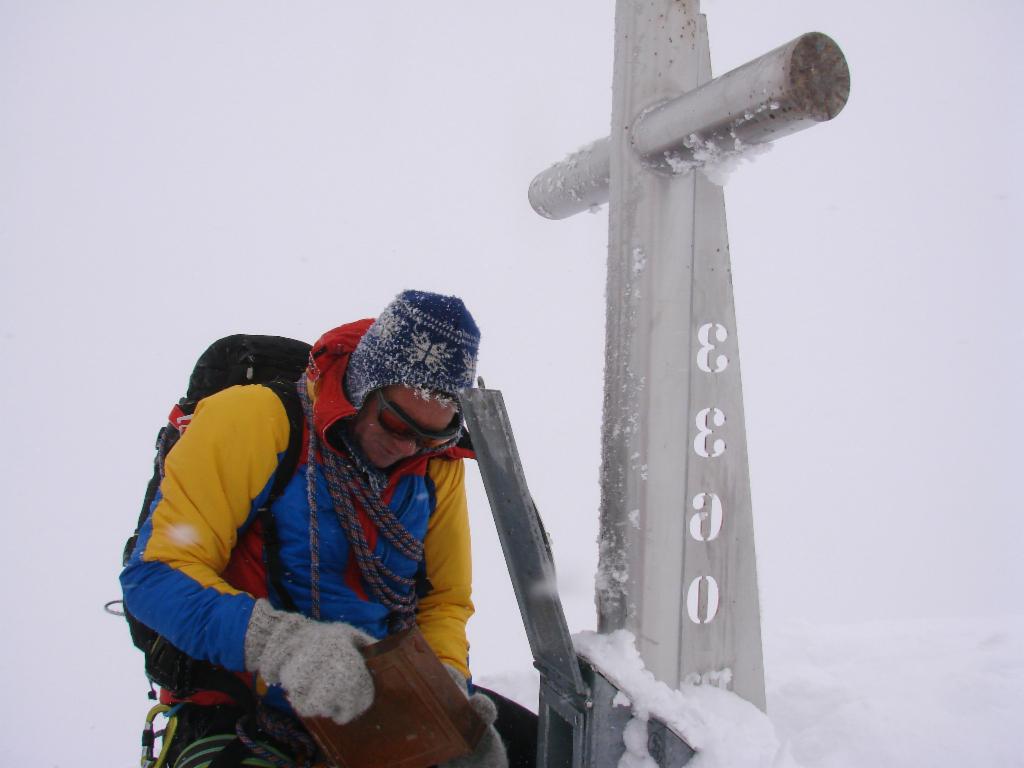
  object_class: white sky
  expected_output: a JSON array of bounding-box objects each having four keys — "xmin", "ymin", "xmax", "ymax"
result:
[{"xmin": 1, "ymin": 1, "xmax": 1021, "ymax": 764}]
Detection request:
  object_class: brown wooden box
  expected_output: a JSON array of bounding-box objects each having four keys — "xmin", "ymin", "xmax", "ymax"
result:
[{"xmin": 301, "ymin": 627, "xmax": 486, "ymax": 768}]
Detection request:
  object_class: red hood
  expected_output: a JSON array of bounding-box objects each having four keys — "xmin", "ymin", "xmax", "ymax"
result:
[{"xmin": 307, "ymin": 318, "xmax": 375, "ymax": 442}]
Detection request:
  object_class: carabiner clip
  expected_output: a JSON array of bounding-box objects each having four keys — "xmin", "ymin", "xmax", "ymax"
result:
[{"xmin": 140, "ymin": 703, "xmax": 180, "ymax": 768}]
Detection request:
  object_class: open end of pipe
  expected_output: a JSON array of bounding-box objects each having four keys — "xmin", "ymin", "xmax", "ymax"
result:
[{"xmin": 790, "ymin": 32, "xmax": 851, "ymax": 121}]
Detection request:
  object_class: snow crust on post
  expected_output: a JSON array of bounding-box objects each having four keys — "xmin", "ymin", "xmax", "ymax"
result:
[{"xmin": 574, "ymin": 631, "xmax": 793, "ymax": 768}]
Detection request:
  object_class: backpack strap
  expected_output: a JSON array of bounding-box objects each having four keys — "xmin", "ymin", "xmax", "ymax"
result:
[
  {"xmin": 264, "ymin": 379, "xmax": 305, "ymax": 501},
  {"xmin": 257, "ymin": 380, "xmax": 305, "ymax": 614}
]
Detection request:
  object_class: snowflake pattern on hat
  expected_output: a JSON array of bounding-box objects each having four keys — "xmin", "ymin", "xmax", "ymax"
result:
[{"xmin": 407, "ymin": 332, "xmax": 452, "ymax": 373}]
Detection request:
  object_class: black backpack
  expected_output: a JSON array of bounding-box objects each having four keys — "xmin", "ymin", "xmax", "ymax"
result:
[{"xmin": 122, "ymin": 334, "xmax": 311, "ymax": 696}]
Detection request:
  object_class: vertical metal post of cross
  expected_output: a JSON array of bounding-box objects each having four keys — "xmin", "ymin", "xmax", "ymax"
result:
[{"xmin": 529, "ymin": 1, "xmax": 850, "ymax": 711}]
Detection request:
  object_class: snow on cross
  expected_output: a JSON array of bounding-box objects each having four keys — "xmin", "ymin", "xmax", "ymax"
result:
[{"xmin": 521, "ymin": 2, "xmax": 849, "ymax": 766}]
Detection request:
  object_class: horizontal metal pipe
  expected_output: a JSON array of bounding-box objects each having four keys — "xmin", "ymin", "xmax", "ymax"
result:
[
  {"xmin": 528, "ymin": 32, "xmax": 850, "ymax": 220},
  {"xmin": 631, "ymin": 32, "xmax": 849, "ymax": 171},
  {"xmin": 527, "ymin": 138, "xmax": 610, "ymax": 220}
]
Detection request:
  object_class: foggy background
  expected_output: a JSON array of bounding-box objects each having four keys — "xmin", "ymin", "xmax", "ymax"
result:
[{"xmin": 2, "ymin": 1, "xmax": 1020, "ymax": 764}]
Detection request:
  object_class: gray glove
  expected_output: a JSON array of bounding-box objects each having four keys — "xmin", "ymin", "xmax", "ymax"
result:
[
  {"xmin": 244, "ymin": 598, "xmax": 375, "ymax": 724},
  {"xmin": 442, "ymin": 666, "xmax": 509, "ymax": 768}
]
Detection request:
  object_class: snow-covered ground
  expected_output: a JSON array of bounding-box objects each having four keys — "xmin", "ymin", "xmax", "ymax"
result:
[
  {"xmin": 764, "ymin": 617, "xmax": 1024, "ymax": 767},
  {"xmin": 477, "ymin": 616, "xmax": 1024, "ymax": 768}
]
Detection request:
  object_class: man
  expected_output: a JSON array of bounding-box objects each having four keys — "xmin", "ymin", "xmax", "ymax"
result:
[{"xmin": 121, "ymin": 290, "xmax": 510, "ymax": 767}]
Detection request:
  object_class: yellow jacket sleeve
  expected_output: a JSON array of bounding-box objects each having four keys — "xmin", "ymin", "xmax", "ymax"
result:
[
  {"xmin": 120, "ymin": 384, "xmax": 290, "ymax": 671},
  {"xmin": 143, "ymin": 384, "xmax": 291, "ymax": 589},
  {"xmin": 417, "ymin": 457, "xmax": 474, "ymax": 678}
]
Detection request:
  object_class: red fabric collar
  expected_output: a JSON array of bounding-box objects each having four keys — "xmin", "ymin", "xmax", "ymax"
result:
[{"xmin": 307, "ymin": 318, "xmax": 374, "ymax": 443}]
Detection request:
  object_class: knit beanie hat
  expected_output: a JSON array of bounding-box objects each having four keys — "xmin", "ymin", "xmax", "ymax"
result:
[{"xmin": 344, "ymin": 290, "xmax": 481, "ymax": 409}]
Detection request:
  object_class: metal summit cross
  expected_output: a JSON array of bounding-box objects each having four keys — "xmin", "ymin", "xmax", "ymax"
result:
[{"xmin": 529, "ymin": 2, "xmax": 850, "ymax": 711}]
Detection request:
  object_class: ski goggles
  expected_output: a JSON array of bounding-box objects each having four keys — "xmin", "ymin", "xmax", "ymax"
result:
[{"xmin": 374, "ymin": 390, "xmax": 461, "ymax": 449}]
